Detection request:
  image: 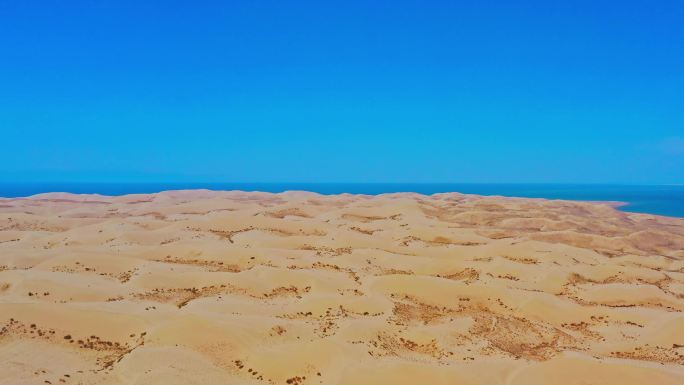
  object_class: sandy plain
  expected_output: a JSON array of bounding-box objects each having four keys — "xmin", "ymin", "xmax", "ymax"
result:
[{"xmin": 1, "ymin": 190, "xmax": 683, "ymax": 385}]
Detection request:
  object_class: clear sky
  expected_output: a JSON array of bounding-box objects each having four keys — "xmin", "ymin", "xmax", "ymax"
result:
[{"xmin": 1, "ymin": 0, "xmax": 682, "ymax": 184}]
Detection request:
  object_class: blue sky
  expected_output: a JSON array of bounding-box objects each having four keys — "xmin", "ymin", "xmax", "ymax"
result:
[{"xmin": 1, "ymin": 0, "xmax": 682, "ymax": 183}]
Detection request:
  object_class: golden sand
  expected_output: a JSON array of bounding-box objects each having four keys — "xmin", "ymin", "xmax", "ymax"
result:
[{"xmin": 1, "ymin": 190, "xmax": 683, "ymax": 384}]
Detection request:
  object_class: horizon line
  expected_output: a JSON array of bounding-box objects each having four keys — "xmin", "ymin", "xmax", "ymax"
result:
[{"xmin": 0, "ymin": 181, "xmax": 682, "ymax": 186}]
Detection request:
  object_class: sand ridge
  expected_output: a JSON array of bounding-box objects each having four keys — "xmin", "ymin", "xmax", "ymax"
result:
[{"xmin": 1, "ymin": 190, "xmax": 683, "ymax": 384}]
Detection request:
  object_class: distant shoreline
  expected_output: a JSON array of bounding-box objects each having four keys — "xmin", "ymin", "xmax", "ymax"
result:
[
  {"xmin": 1, "ymin": 183, "xmax": 682, "ymax": 218},
  {"xmin": 584, "ymin": 200, "xmax": 629, "ymax": 208}
]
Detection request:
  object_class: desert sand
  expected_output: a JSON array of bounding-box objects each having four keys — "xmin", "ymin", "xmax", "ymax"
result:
[{"xmin": 1, "ymin": 190, "xmax": 684, "ymax": 385}]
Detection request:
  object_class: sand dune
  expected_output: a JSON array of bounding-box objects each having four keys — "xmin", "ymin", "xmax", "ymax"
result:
[{"xmin": 1, "ymin": 190, "xmax": 683, "ymax": 384}]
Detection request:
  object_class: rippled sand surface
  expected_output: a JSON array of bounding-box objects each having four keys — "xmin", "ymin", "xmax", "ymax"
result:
[{"xmin": 1, "ymin": 190, "xmax": 684, "ymax": 385}]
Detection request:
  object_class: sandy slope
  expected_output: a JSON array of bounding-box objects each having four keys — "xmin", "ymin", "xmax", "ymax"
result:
[{"xmin": 1, "ymin": 190, "xmax": 683, "ymax": 385}]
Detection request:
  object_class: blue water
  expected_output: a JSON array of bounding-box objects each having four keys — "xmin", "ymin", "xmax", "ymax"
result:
[{"xmin": 0, "ymin": 183, "xmax": 683, "ymax": 218}]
